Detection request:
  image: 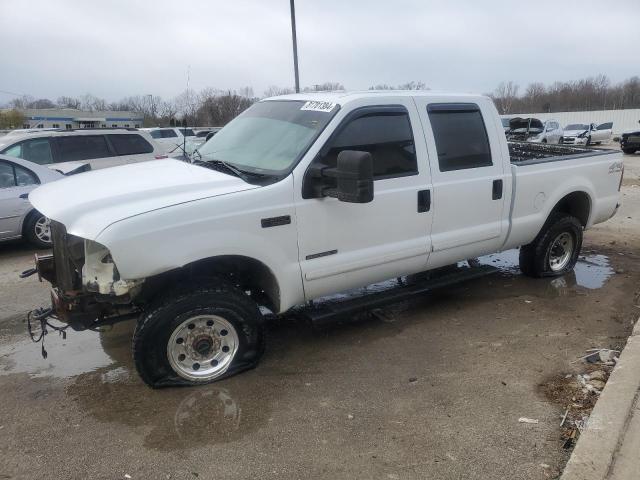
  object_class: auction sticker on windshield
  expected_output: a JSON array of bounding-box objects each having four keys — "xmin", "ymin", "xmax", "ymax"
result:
[{"xmin": 300, "ymin": 101, "xmax": 337, "ymax": 112}]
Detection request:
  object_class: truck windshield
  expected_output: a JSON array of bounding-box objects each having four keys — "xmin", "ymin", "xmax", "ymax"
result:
[{"xmin": 196, "ymin": 100, "xmax": 338, "ymax": 176}]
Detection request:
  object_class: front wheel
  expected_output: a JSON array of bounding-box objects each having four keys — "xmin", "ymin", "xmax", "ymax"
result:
[
  {"xmin": 519, "ymin": 213, "xmax": 583, "ymax": 278},
  {"xmin": 622, "ymin": 148, "xmax": 637, "ymax": 155},
  {"xmin": 24, "ymin": 211, "xmax": 52, "ymax": 248},
  {"xmin": 133, "ymin": 281, "xmax": 265, "ymax": 387}
]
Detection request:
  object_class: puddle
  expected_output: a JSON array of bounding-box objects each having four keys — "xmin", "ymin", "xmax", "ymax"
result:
[
  {"xmin": 479, "ymin": 249, "xmax": 614, "ymax": 290},
  {"xmin": 67, "ymin": 367, "xmax": 273, "ymax": 450},
  {"xmin": 0, "ymin": 320, "xmax": 134, "ymax": 378}
]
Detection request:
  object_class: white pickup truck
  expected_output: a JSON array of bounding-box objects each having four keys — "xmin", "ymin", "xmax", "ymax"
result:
[{"xmin": 26, "ymin": 91, "xmax": 624, "ymax": 387}]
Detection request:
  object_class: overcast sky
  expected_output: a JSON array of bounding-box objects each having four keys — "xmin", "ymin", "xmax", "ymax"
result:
[{"xmin": 1, "ymin": 0, "xmax": 638, "ymax": 103}]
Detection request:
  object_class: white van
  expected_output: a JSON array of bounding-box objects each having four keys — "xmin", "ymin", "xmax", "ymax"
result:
[{"xmin": 0, "ymin": 129, "xmax": 166, "ymax": 170}]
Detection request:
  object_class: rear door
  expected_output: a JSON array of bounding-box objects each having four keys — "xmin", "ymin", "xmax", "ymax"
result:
[
  {"xmin": 413, "ymin": 100, "xmax": 509, "ymax": 268},
  {"xmin": 52, "ymin": 135, "xmax": 121, "ymax": 169}
]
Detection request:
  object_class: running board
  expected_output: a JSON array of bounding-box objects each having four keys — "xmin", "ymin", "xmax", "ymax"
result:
[{"xmin": 302, "ymin": 265, "xmax": 498, "ymax": 328}]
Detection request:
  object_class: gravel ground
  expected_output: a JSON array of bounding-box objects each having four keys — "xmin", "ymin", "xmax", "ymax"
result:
[{"xmin": 1, "ymin": 153, "xmax": 639, "ymax": 480}]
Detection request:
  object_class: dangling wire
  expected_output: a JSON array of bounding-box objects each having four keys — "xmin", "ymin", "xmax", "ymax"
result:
[{"xmin": 26, "ymin": 308, "xmax": 69, "ymax": 359}]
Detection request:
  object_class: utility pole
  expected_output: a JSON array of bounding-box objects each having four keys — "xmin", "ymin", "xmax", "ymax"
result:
[{"xmin": 289, "ymin": 0, "xmax": 300, "ymax": 93}]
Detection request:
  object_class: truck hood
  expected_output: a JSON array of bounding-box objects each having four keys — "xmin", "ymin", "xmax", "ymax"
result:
[{"xmin": 29, "ymin": 159, "xmax": 259, "ymax": 239}]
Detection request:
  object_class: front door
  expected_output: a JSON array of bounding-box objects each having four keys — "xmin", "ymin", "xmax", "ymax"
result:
[
  {"xmin": 0, "ymin": 161, "xmax": 38, "ymax": 241},
  {"xmin": 413, "ymin": 100, "xmax": 509, "ymax": 268},
  {"xmin": 294, "ymin": 99, "xmax": 433, "ymax": 300}
]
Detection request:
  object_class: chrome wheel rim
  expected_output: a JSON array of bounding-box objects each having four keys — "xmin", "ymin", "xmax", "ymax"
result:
[
  {"xmin": 167, "ymin": 315, "xmax": 239, "ymax": 382},
  {"xmin": 34, "ymin": 216, "xmax": 52, "ymax": 244},
  {"xmin": 548, "ymin": 232, "xmax": 574, "ymax": 272}
]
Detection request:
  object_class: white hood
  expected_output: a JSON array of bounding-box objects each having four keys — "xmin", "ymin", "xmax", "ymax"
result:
[{"xmin": 29, "ymin": 159, "xmax": 258, "ymax": 239}]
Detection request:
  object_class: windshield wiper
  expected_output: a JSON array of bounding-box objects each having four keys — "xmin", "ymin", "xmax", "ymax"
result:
[{"xmin": 193, "ymin": 158, "xmax": 255, "ymax": 182}]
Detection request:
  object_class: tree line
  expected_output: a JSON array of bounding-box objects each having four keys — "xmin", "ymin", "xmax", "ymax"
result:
[
  {"xmin": 489, "ymin": 75, "xmax": 640, "ymax": 115},
  {"xmin": 3, "ymin": 75, "xmax": 639, "ymax": 129},
  {"xmin": 1, "ymin": 83, "xmax": 348, "ymax": 128}
]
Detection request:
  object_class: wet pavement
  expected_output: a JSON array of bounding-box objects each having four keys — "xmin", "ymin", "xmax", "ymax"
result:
[{"xmin": 1, "ymin": 233, "xmax": 639, "ymax": 478}]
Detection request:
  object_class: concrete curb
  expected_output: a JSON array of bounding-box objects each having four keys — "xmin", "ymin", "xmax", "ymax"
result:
[{"xmin": 561, "ymin": 319, "xmax": 640, "ymax": 480}]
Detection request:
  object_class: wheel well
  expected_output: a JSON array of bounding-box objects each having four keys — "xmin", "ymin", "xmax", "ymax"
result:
[
  {"xmin": 549, "ymin": 191, "xmax": 591, "ymax": 227},
  {"xmin": 142, "ymin": 255, "xmax": 281, "ymax": 313},
  {"xmin": 21, "ymin": 209, "xmax": 39, "ymax": 237}
]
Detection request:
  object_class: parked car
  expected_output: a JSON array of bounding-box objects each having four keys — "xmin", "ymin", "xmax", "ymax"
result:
[
  {"xmin": 562, "ymin": 122, "xmax": 614, "ymax": 146},
  {"xmin": 531, "ymin": 120, "xmax": 563, "ymax": 144},
  {"xmin": 506, "ymin": 117, "xmax": 563, "ymax": 144},
  {"xmin": 0, "ymin": 129, "xmax": 166, "ymax": 171},
  {"xmin": 27, "ymin": 91, "xmax": 623, "ymax": 387},
  {"xmin": 620, "ymin": 124, "xmax": 640, "ymax": 154},
  {"xmin": 0, "ymin": 155, "xmax": 75, "ymax": 248},
  {"xmin": 141, "ymin": 127, "xmax": 202, "ymax": 155},
  {"xmin": 194, "ymin": 128, "xmax": 221, "ymax": 138}
]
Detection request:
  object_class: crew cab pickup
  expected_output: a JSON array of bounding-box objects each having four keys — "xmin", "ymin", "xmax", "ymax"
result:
[{"xmin": 26, "ymin": 92, "xmax": 624, "ymax": 387}]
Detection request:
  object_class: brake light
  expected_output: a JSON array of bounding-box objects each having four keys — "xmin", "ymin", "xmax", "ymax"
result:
[{"xmin": 155, "ymin": 154, "xmax": 168, "ymax": 159}]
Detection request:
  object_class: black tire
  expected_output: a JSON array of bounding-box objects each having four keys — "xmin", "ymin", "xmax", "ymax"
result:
[
  {"xmin": 585, "ymin": 135, "xmax": 592, "ymax": 146},
  {"xmin": 622, "ymin": 148, "xmax": 637, "ymax": 155},
  {"xmin": 133, "ymin": 280, "xmax": 265, "ymax": 388},
  {"xmin": 23, "ymin": 211, "xmax": 52, "ymax": 249},
  {"xmin": 558, "ymin": 137, "xmax": 564, "ymax": 145},
  {"xmin": 518, "ymin": 213, "xmax": 583, "ymax": 278},
  {"xmin": 541, "ymin": 138, "xmax": 547, "ymax": 144}
]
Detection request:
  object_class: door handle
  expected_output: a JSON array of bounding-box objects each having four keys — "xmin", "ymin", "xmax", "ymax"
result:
[
  {"xmin": 19, "ymin": 193, "xmax": 29, "ymax": 199},
  {"xmin": 492, "ymin": 180, "xmax": 503, "ymax": 200},
  {"xmin": 417, "ymin": 189, "xmax": 431, "ymax": 212}
]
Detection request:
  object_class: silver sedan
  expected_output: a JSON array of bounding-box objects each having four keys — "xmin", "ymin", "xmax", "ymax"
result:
[{"xmin": 0, "ymin": 154, "xmax": 65, "ymax": 248}]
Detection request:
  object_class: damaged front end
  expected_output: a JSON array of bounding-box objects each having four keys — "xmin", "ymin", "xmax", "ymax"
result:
[{"xmin": 26, "ymin": 221, "xmax": 143, "ymax": 331}]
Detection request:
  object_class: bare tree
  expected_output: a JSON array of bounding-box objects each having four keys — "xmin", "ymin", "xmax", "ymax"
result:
[
  {"xmin": 263, "ymin": 86, "xmax": 294, "ymax": 97},
  {"xmin": 369, "ymin": 81, "xmax": 428, "ymax": 90},
  {"xmin": 492, "ymin": 81, "xmax": 520, "ymax": 114},
  {"xmin": 303, "ymin": 82, "xmax": 344, "ymax": 92},
  {"xmin": 57, "ymin": 96, "xmax": 82, "ymax": 109}
]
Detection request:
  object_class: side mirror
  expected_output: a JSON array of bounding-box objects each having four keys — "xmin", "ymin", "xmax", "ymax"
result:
[{"xmin": 303, "ymin": 150, "xmax": 374, "ymax": 203}]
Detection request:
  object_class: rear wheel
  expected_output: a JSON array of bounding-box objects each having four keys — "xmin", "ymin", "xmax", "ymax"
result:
[
  {"xmin": 622, "ymin": 148, "xmax": 637, "ymax": 155},
  {"xmin": 519, "ymin": 213, "xmax": 583, "ymax": 278},
  {"xmin": 133, "ymin": 280, "xmax": 265, "ymax": 387},
  {"xmin": 24, "ymin": 211, "xmax": 52, "ymax": 248}
]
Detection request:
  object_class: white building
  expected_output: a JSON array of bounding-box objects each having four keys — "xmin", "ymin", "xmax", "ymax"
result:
[{"xmin": 16, "ymin": 108, "xmax": 144, "ymax": 129}]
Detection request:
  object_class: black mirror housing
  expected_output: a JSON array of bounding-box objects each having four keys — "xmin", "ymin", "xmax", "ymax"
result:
[
  {"xmin": 332, "ymin": 150, "xmax": 374, "ymax": 203},
  {"xmin": 302, "ymin": 150, "xmax": 374, "ymax": 203}
]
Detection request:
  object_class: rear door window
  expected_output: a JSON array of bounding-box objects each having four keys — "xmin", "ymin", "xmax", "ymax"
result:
[
  {"xmin": 597, "ymin": 122, "xmax": 613, "ymax": 130},
  {"xmin": 0, "ymin": 162, "xmax": 38, "ymax": 188},
  {"xmin": 0, "ymin": 162, "xmax": 16, "ymax": 188},
  {"xmin": 160, "ymin": 129, "xmax": 178, "ymax": 138},
  {"xmin": 14, "ymin": 164, "xmax": 38, "ymax": 186},
  {"xmin": 107, "ymin": 134, "xmax": 154, "ymax": 155},
  {"xmin": 55, "ymin": 135, "xmax": 112, "ymax": 162},
  {"xmin": 427, "ymin": 104, "xmax": 492, "ymax": 172},
  {"xmin": 149, "ymin": 130, "xmax": 162, "ymax": 139}
]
